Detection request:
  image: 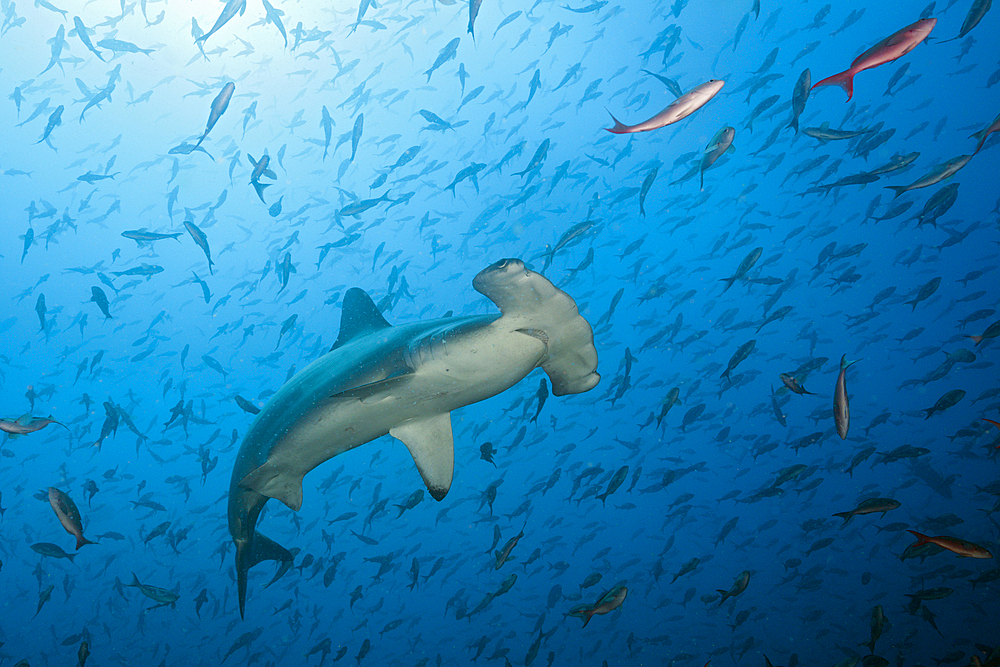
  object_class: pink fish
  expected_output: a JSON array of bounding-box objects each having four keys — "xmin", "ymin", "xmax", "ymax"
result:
[
  {"xmin": 812, "ymin": 18, "xmax": 936, "ymax": 101},
  {"xmin": 971, "ymin": 111, "xmax": 1000, "ymax": 154},
  {"xmin": 0, "ymin": 413, "xmax": 64, "ymax": 437},
  {"xmin": 606, "ymin": 79, "xmax": 724, "ymax": 134}
]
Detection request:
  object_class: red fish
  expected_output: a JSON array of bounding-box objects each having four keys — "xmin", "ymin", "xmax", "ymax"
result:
[
  {"xmin": 907, "ymin": 530, "xmax": 993, "ymax": 559},
  {"xmin": 984, "ymin": 418, "xmax": 1000, "ymax": 448},
  {"xmin": 812, "ymin": 18, "xmax": 936, "ymax": 101}
]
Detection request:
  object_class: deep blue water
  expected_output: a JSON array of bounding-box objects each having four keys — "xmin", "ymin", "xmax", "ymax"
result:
[{"xmin": 1, "ymin": 0, "xmax": 999, "ymax": 665}]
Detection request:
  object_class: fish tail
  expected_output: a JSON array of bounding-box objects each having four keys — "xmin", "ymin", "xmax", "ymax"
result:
[
  {"xmin": 812, "ymin": 69, "xmax": 854, "ymax": 101},
  {"xmin": 840, "ymin": 355, "xmax": 860, "ymax": 370},
  {"xmin": 833, "ymin": 511, "xmax": 853, "ymax": 524},
  {"xmin": 235, "ymin": 530, "xmax": 294, "ymax": 619},
  {"xmin": 605, "ymin": 111, "xmax": 629, "ymax": 134},
  {"xmin": 252, "ymin": 180, "xmax": 270, "ymax": 203},
  {"xmin": 76, "ymin": 535, "xmax": 98, "ymax": 549},
  {"xmin": 786, "ymin": 115, "xmax": 798, "ymax": 133},
  {"xmin": 968, "ymin": 335, "xmax": 983, "ymax": 345},
  {"xmin": 883, "ymin": 185, "xmax": 908, "ymax": 200},
  {"xmin": 907, "ymin": 529, "xmax": 930, "ymax": 546}
]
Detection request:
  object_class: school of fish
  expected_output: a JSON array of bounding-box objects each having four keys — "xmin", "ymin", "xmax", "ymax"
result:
[{"xmin": 1, "ymin": 0, "xmax": 999, "ymax": 665}]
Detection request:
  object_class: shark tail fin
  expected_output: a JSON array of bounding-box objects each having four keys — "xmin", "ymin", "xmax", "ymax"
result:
[{"xmin": 236, "ymin": 530, "xmax": 293, "ymax": 619}]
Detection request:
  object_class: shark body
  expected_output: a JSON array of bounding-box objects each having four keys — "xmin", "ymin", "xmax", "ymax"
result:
[{"xmin": 228, "ymin": 259, "xmax": 600, "ymax": 616}]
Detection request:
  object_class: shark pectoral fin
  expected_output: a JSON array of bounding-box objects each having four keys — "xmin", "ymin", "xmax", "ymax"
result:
[
  {"xmin": 240, "ymin": 462, "xmax": 304, "ymax": 511},
  {"xmin": 390, "ymin": 413, "xmax": 455, "ymax": 501}
]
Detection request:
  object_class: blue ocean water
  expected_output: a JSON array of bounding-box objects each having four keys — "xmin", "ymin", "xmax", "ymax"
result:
[{"xmin": 1, "ymin": 0, "xmax": 999, "ymax": 664}]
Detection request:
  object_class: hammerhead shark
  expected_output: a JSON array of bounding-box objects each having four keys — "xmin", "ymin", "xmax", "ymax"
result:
[{"xmin": 228, "ymin": 258, "xmax": 600, "ymax": 617}]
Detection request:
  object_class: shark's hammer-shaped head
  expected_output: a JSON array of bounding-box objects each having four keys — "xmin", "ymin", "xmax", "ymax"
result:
[{"xmin": 474, "ymin": 258, "xmax": 600, "ymax": 396}]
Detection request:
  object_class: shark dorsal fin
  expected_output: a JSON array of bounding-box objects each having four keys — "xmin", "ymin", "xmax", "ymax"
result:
[{"xmin": 331, "ymin": 288, "xmax": 391, "ymax": 351}]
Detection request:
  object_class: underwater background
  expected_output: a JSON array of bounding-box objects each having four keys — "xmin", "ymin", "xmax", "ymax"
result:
[{"xmin": 1, "ymin": 0, "xmax": 999, "ymax": 665}]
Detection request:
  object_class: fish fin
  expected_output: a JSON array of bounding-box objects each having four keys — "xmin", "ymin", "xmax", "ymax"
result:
[
  {"xmin": 833, "ymin": 511, "xmax": 853, "ymax": 524},
  {"xmin": 907, "ymin": 530, "xmax": 929, "ymax": 546},
  {"xmin": 236, "ymin": 530, "xmax": 293, "ymax": 619},
  {"xmin": 390, "ymin": 413, "xmax": 455, "ymax": 501},
  {"xmin": 883, "ymin": 185, "xmax": 909, "ymax": 200},
  {"xmin": 840, "ymin": 355, "xmax": 861, "ymax": 370},
  {"xmin": 473, "ymin": 259, "xmax": 599, "ymax": 396},
  {"xmin": 331, "ymin": 287, "xmax": 392, "ymax": 350},
  {"xmin": 76, "ymin": 535, "xmax": 98, "ymax": 549},
  {"xmin": 605, "ymin": 110, "xmax": 629, "ymax": 134},
  {"xmin": 812, "ymin": 70, "xmax": 854, "ymax": 101},
  {"xmin": 251, "ymin": 181, "xmax": 270, "ymax": 203},
  {"xmin": 240, "ymin": 462, "xmax": 303, "ymax": 511}
]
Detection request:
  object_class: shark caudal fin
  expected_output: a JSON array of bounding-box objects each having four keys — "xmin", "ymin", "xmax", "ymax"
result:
[
  {"xmin": 236, "ymin": 529, "xmax": 294, "ymax": 619},
  {"xmin": 473, "ymin": 259, "xmax": 600, "ymax": 396}
]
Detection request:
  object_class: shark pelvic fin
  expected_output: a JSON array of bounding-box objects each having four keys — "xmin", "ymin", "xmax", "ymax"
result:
[
  {"xmin": 390, "ymin": 413, "xmax": 455, "ymax": 501},
  {"xmin": 331, "ymin": 287, "xmax": 392, "ymax": 351},
  {"xmin": 240, "ymin": 462, "xmax": 304, "ymax": 511}
]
